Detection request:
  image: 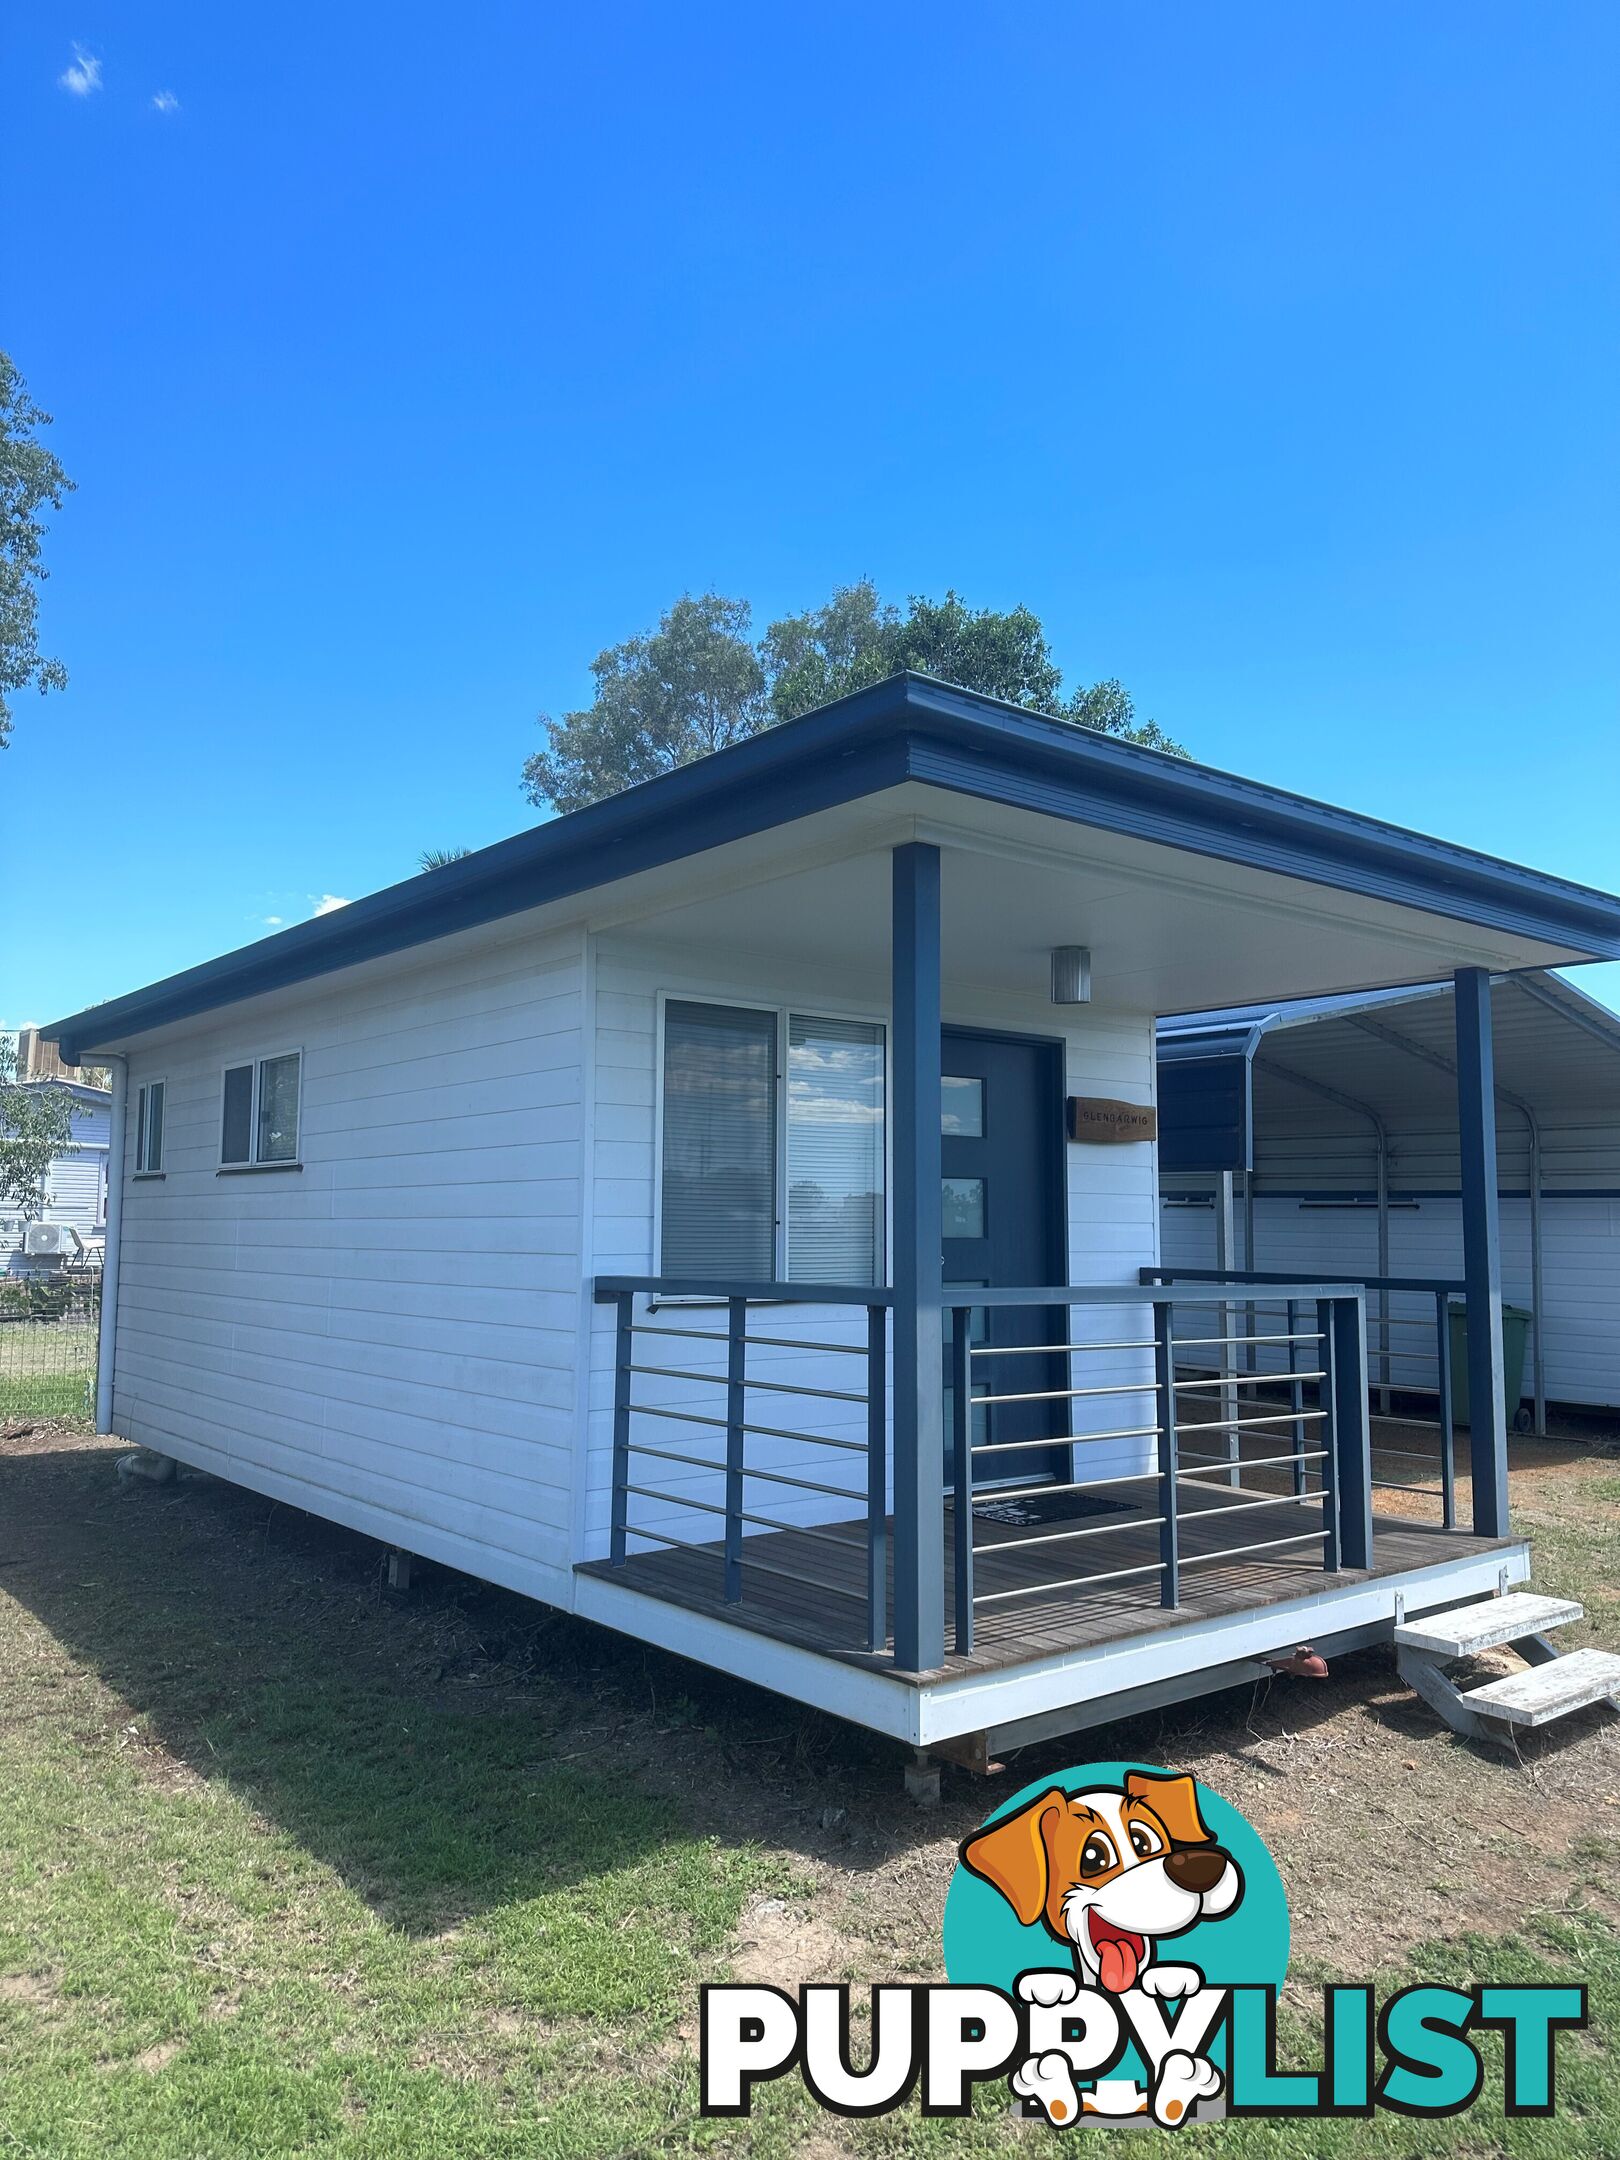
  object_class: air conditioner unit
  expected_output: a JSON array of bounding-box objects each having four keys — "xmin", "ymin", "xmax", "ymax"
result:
[{"xmin": 22, "ymin": 1223, "xmax": 83, "ymax": 1258}]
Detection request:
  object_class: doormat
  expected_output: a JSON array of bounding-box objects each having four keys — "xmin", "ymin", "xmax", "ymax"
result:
[{"xmin": 971, "ymin": 1490, "xmax": 1134, "ymax": 1528}]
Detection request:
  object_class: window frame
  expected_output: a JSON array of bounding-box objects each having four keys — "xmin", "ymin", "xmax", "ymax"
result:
[
  {"xmin": 217, "ymin": 1046, "xmax": 304, "ymax": 1171},
  {"xmin": 133, "ymin": 1076, "xmax": 167, "ymax": 1176},
  {"xmin": 652, "ymin": 991, "xmax": 891, "ymax": 1293}
]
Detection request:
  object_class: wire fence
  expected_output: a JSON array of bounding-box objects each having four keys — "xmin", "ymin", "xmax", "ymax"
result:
[{"xmin": 0, "ymin": 1270, "xmax": 100, "ymax": 1426}]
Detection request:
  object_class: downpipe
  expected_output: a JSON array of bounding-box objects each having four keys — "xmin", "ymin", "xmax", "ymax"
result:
[{"xmin": 95, "ymin": 1054, "xmax": 127, "ymax": 1436}]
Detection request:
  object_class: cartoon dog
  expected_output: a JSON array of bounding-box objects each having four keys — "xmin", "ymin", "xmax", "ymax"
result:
[{"xmin": 960, "ymin": 1769, "xmax": 1243, "ymax": 2000}]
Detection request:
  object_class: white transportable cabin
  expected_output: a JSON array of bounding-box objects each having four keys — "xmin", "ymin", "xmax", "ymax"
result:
[
  {"xmin": 1156, "ymin": 973, "xmax": 1620, "ymax": 1434},
  {"xmin": 44, "ymin": 677, "xmax": 1620, "ymax": 1767}
]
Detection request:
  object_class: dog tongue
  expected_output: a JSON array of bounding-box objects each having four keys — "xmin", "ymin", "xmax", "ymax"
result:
[{"xmin": 1097, "ymin": 1934, "xmax": 1139, "ymax": 1994}]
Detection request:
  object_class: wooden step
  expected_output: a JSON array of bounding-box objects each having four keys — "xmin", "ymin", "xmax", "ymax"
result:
[
  {"xmin": 1394, "ymin": 1592, "xmax": 1583, "ymax": 1659},
  {"xmin": 1461, "ymin": 1648, "xmax": 1620, "ymax": 1728}
]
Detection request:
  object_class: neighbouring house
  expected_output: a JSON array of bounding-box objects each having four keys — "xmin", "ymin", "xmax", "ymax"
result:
[
  {"xmin": 42, "ymin": 675, "xmax": 1620, "ymax": 1762},
  {"xmin": 1156, "ymin": 973, "xmax": 1620, "ymax": 1430},
  {"xmin": 1, "ymin": 1077, "xmax": 111, "ymax": 1274}
]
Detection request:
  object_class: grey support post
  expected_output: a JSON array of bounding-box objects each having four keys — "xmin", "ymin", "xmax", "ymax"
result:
[
  {"xmin": 1455, "ymin": 968, "xmax": 1510, "ymax": 1538},
  {"xmin": 891, "ymin": 843, "xmax": 945, "ymax": 1673}
]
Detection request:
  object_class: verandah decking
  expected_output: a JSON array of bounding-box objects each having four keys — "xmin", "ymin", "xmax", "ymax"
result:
[{"xmin": 577, "ymin": 1474, "xmax": 1513, "ymax": 1682}]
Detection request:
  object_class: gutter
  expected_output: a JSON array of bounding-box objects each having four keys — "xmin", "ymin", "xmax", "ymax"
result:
[{"xmin": 95, "ymin": 1056, "xmax": 127, "ymax": 1435}]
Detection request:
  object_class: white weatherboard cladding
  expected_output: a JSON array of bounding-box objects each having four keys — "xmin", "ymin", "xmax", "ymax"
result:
[
  {"xmin": 583, "ymin": 935, "xmax": 1163, "ymax": 1558},
  {"xmin": 1159, "ymin": 1180, "xmax": 1620, "ymax": 1411},
  {"xmin": 111, "ymin": 927, "xmax": 587, "ymax": 1606}
]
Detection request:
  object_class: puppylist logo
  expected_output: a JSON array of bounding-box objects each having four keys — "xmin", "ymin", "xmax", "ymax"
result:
[{"xmin": 701, "ymin": 1761, "xmax": 1587, "ymax": 2128}]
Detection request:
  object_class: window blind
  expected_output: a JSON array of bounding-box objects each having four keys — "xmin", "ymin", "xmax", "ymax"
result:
[
  {"xmin": 145, "ymin": 1080, "xmax": 165, "ymax": 1172},
  {"xmin": 660, "ymin": 1002, "xmax": 777, "ymax": 1278},
  {"xmin": 786, "ymin": 1015, "xmax": 884, "ymax": 1286},
  {"xmin": 221, "ymin": 1066, "xmax": 253, "ymax": 1164}
]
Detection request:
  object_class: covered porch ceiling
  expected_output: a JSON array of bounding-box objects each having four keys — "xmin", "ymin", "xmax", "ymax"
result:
[{"xmin": 584, "ymin": 784, "xmax": 1605, "ymax": 1019}]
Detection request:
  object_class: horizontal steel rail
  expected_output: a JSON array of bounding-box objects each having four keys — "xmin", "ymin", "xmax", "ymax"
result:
[
  {"xmin": 623, "ymin": 1441, "xmax": 866, "ymax": 1503},
  {"xmin": 596, "ymin": 1274, "xmax": 895, "ymax": 1305},
  {"xmin": 1176, "ymin": 1528, "xmax": 1330, "ymax": 1569},
  {"xmin": 634, "ymin": 1322, "xmax": 868, "ymax": 1356},
  {"xmin": 946, "ymin": 1280, "xmax": 1364, "ymax": 1307},
  {"xmin": 980, "ymin": 1514, "xmax": 1168, "ymax": 1556},
  {"xmin": 969, "ymin": 1337, "xmax": 1156, "ymax": 1356},
  {"xmin": 603, "ymin": 1271, "xmax": 1382, "ymax": 1668},
  {"xmin": 970, "ymin": 1423, "xmax": 1160, "ymax": 1454},
  {"xmin": 1141, "ymin": 1266, "xmax": 1464, "ymax": 1296},
  {"xmin": 974, "ymin": 1558, "xmax": 1166, "ymax": 1605},
  {"xmin": 1175, "ymin": 1370, "xmax": 1327, "ymax": 1390},
  {"xmin": 965, "ymin": 1466, "xmax": 1166, "ymax": 1503},
  {"xmin": 1173, "ymin": 1329, "xmax": 1322, "ymax": 1348}
]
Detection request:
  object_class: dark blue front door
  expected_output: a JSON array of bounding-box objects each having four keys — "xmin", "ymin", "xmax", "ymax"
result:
[{"xmin": 940, "ymin": 1028, "xmax": 1069, "ymax": 1488}]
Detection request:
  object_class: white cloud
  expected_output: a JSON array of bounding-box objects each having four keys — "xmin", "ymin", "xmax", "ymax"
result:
[
  {"xmin": 151, "ymin": 89, "xmax": 180, "ymax": 114},
  {"xmin": 312, "ymin": 895, "xmax": 350, "ymax": 917},
  {"xmin": 59, "ymin": 45, "xmax": 102, "ymax": 96}
]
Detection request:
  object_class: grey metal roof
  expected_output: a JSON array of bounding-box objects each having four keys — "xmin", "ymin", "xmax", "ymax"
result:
[
  {"xmin": 1159, "ymin": 971, "xmax": 1620, "ymax": 1127},
  {"xmin": 46, "ymin": 671, "xmax": 1620, "ymax": 1060}
]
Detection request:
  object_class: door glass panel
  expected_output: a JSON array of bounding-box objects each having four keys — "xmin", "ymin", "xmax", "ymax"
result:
[
  {"xmin": 941, "ymin": 1075, "xmax": 984, "ymax": 1137},
  {"xmin": 941, "ymin": 1176, "xmax": 985, "ymax": 1238}
]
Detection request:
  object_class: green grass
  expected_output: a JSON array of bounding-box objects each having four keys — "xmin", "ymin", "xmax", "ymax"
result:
[
  {"xmin": 0, "ymin": 1436, "xmax": 1615, "ymax": 2157},
  {"xmin": 0, "ymin": 1369, "xmax": 91, "ymax": 1421},
  {"xmin": 0, "ymin": 1319, "xmax": 96, "ymax": 1425}
]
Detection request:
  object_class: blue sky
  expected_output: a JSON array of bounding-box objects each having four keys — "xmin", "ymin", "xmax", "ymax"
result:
[{"xmin": 5, "ymin": 3, "xmax": 1617, "ymax": 1026}]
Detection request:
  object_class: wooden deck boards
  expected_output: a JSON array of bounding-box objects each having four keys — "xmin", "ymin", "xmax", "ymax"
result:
[{"xmin": 575, "ymin": 1473, "xmax": 1515, "ymax": 1684}]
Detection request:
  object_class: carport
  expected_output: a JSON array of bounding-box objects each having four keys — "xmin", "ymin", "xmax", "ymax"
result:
[{"xmin": 1157, "ymin": 970, "xmax": 1620, "ymax": 1434}]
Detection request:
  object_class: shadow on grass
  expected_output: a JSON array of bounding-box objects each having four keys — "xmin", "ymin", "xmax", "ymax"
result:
[
  {"xmin": 0, "ymin": 1442, "xmax": 914, "ymax": 1932},
  {"xmin": 3, "ymin": 1438, "xmax": 1578, "ymax": 1942}
]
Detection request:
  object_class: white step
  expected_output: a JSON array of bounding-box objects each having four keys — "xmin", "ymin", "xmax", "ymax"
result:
[
  {"xmin": 1394, "ymin": 1592, "xmax": 1583, "ymax": 1659},
  {"xmin": 1461, "ymin": 1648, "xmax": 1620, "ymax": 1728}
]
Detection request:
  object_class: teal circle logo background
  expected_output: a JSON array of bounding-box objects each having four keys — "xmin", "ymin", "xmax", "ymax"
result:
[{"xmin": 942, "ymin": 1761, "xmax": 1289, "ymax": 1995}]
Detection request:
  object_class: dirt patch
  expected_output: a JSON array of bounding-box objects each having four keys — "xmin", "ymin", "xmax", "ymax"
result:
[
  {"xmin": 0, "ymin": 1972, "xmax": 60, "ymax": 2010},
  {"xmin": 729, "ymin": 1895, "xmax": 867, "ymax": 1991},
  {"xmin": 134, "ymin": 2039, "xmax": 183, "ymax": 2073}
]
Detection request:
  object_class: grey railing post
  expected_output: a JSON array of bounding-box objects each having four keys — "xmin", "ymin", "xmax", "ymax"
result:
[
  {"xmin": 1286, "ymin": 1297, "xmax": 1307, "ymax": 1496},
  {"xmin": 891, "ymin": 842, "xmax": 945, "ymax": 1672},
  {"xmin": 1316, "ymin": 1298, "xmax": 1342, "ymax": 1573},
  {"xmin": 951, "ymin": 1306, "xmax": 974, "ymax": 1652},
  {"xmin": 723, "ymin": 1296, "xmax": 746, "ymax": 1602},
  {"xmin": 865, "ymin": 1303, "xmax": 888, "ymax": 1654},
  {"xmin": 609, "ymin": 1292, "xmax": 633, "ymax": 1566},
  {"xmin": 1455, "ymin": 967, "xmax": 1510, "ymax": 1537},
  {"xmin": 1434, "ymin": 1290, "xmax": 1457, "ymax": 1530},
  {"xmin": 1329, "ymin": 1295, "xmax": 1373, "ymax": 1570},
  {"xmin": 1152, "ymin": 1300, "xmax": 1180, "ymax": 1608}
]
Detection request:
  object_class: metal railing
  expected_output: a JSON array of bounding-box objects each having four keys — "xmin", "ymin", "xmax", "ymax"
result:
[
  {"xmin": 1141, "ymin": 1268, "xmax": 1462, "ymax": 1529},
  {"xmin": 594, "ymin": 1274, "xmax": 1373, "ymax": 1668},
  {"xmin": 595, "ymin": 1279, "xmax": 893, "ymax": 1651},
  {"xmin": 943, "ymin": 1283, "xmax": 1368, "ymax": 1656}
]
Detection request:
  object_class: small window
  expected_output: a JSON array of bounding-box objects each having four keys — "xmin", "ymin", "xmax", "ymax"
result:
[
  {"xmin": 221, "ymin": 1053, "xmax": 301, "ymax": 1167},
  {"xmin": 135, "ymin": 1079, "xmax": 166, "ymax": 1172}
]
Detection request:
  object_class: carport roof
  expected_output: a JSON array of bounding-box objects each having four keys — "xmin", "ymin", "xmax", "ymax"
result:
[
  {"xmin": 1160, "ymin": 970, "xmax": 1620, "ymax": 1125},
  {"xmin": 46, "ymin": 672, "xmax": 1620, "ymax": 1060}
]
